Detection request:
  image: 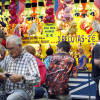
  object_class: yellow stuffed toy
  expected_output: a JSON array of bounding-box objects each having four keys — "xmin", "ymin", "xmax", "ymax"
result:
[{"xmin": 68, "ymin": 21, "xmax": 77, "ymax": 36}]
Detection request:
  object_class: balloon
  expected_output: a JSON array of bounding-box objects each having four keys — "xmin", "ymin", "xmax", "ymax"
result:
[{"xmin": 94, "ymin": 0, "xmax": 100, "ymax": 20}]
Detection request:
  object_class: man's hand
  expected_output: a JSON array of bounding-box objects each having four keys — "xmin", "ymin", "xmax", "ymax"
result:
[
  {"xmin": 94, "ymin": 59, "xmax": 100, "ymax": 66},
  {"xmin": 0, "ymin": 72, "xmax": 7, "ymax": 80},
  {"xmin": 9, "ymin": 73, "xmax": 22, "ymax": 83}
]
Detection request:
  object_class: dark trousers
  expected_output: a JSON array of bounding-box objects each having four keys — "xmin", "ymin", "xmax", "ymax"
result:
[{"xmin": 34, "ymin": 87, "xmax": 45, "ymax": 99}]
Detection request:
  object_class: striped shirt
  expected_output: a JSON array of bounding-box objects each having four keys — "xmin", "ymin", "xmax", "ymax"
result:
[{"xmin": 1, "ymin": 50, "xmax": 41, "ymax": 100}]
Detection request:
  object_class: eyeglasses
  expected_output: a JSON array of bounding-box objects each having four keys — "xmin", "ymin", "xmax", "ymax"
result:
[{"xmin": 6, "ymin": 45, "xmax": 18, "ymax": 51}]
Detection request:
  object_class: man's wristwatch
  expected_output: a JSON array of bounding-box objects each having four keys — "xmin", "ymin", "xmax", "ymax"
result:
[{"xmin": 20, "ymin": 76, "xmax": 25, "ymax": 83}]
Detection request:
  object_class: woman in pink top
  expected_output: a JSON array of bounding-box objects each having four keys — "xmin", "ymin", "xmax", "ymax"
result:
[{"xmin": 23, "ymin": 45, "xmax": 47, "ymax": 99}]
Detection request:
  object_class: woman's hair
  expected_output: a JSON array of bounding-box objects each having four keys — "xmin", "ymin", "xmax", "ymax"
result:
[
  {"xmin": 6, "ymin": 35, "xmax": 22, "ymax": 45},
  {"xmin": 79, "ymin": 48, "xmax": 84, "ymax": 54},
  {"xmin": 0, "ymin": 45, "xmax": 6, "ymax": 60},
  {"xmin": 57, "ymin": 41, "xmax": 71, "ymax": 53},
  {"xmin": 46, "ymin": 48, "xmax": 53, "ymax": 56},
  {"xmin": 0, "ymin": 29, "xmax": 6, "ymax": 40},
  {"xmin": 23, "ymin": 45, "xmax": 36, "ymax": 56}
]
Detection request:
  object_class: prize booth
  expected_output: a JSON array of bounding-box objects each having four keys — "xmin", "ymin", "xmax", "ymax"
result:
[{"xmin": 1, "ymin": 0, "xmax": 100, "ymax": 99}]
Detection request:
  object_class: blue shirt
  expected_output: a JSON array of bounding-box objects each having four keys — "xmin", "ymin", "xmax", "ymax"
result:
[
  {"xmin": 43, "ymin": 56, "xmax": 52, "ymax": 70},
  {"xmin": 78, "ymin": 55, "xmax": 86, "ymax": 69}
]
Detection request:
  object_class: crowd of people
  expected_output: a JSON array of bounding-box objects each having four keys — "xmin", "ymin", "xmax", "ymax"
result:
[{"xmin": 0, "ymin": 28, "xmax": 99, "ymax": 100}]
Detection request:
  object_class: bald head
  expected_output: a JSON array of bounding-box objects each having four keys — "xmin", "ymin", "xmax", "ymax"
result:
[{"xmin": 6, "ymin": 35, "xmax": 22, "ymax": 46}]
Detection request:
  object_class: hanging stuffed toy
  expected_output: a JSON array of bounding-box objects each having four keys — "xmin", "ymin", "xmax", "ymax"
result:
[
  {"xmin": 31, "ymin": 0, "xmax": 37, "ymax": 17},
  {"xmin": 94, "ymin": 0, "xmax": 100, "ymax": 20},
  {"xmin": 90, "ymin": 20, "xmax": 100, "ymax": 36},
  {"xmin": 25, "ymin": 0, "xmax": 31, "ymax": 20},
  {"xmin": 74, "ymin": 0, "xmax": 80, "ymax": 16},
  {"xmin": 8, "ymin": 0, "xmax": 18, "ymax": 24},
  {"xmin": 80, "ymin": 18, "xmax": 92, "ymax": 34},
  {"xmin": 3, "ymin": 0, "xmax": 10, "ymax": 21},
  {"xmin": 67, "ymin": 21, "xmax": 77, "ymax": 36},
  {"xmin": 80, "ymin": 0, "xmax": 87, "ymax": 18},
  {"xmin": 17, "ymin": 0, "xmax": 25, "ymax": 23},
  {"xmin": 43, "ymin": 8, "xmax": 55, "ymax": 23},
  {"xmin": 86, "ymin": 0, "xmax": 94, "ymax": 16},
  {"xmin": 28, "ymin": 22, "xmax": 37, "ymax": 40},
  {"xmin": 62, "ymin": 6, "xmax": 73, "ymax": 23},
  {"xmin": 14, "ymin": 24, "xmax": 21, "ymax": 37}
]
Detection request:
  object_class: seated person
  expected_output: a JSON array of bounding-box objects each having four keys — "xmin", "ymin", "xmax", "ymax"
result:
[
  {"xmin": 0, "ymin": 45, "xmax": 6, "ymax": 100},
  {"xmin": 23, "ymin": 45, "xmax": 47, "ymax": 99},
  {"xmin": 0, "ymin": 35, "xmax": 41, "ymax": 100},
  {"xmin": 78, "ymin": 48, "xmax": 87, "ymax": 69}
]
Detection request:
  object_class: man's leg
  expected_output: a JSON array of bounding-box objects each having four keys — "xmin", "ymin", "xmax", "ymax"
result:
[
  {"xmin": 34, "ymin": 87, "xmax": 45, "ymax": 99},
  {"xmin": 96, "ymin": 87, "xmax": 100, "ymax": 100},
  {"xmin": 7, "ymin": 89, "xmax": 31, "ymax": 100}
]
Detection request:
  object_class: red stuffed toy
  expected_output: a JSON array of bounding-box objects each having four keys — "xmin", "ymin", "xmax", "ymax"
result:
[
  {"xmin": 44, "ymin": 8, "xmax": 55, "ymax": 23},
  {"xmin": 46, "ymin": 0, "xmax": 53, "ymax": 6},
  {"xmin": 8, "ymin": 0, "xmax": 18, "ymax": 24}
]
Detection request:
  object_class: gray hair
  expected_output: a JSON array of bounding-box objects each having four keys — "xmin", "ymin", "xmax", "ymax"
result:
[{"xmin": 6, "ymin": 35, "xmax": 22, "ymax": 45}]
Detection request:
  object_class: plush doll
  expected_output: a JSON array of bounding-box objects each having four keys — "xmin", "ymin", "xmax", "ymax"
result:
[
  {"xmin": 8, "ymin": 0, "xmax": 18, "ymax": 24},
  {"xmin": 90, "ymin": 20, "xmax": 100, "ymax": 36},
  {"xmin": 94, "ymin": 0, "xmax": 100, "ymax": 20},
  {"xmin": 80, "ymin": 0, "xmax": 87, "ymax": 18},
  {"xmin": 46, "ymin": 0, "xmax": 53, "ymax": 6},
  {"xmin": 62, "ymin": 6, "xmax": 73, "ymax": 23},
  {"xmin": 80, "ymin": 18, "xmax": 92, "ymax": 34},
  {"xmin": 14, "ymin": 24, "xmax": 21, "ymax": 37},
  {"xmin": 68, "ymin": 21, "xmax": 77, "ymax": 36},
  {"xmin": 28, "ymin": 22, "xmax": 37, "ymax": 40},
  {"xmin": 64, "ymin": 0, "xmax": 73, "ymax": 4},
  {"xmin": 43, "ymin": 8, "xmax": 55, "ymax": 23}
]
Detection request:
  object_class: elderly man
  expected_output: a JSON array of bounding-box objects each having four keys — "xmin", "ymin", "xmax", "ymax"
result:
[{"xmin": 0, "ymin": 35, "xmax": 41, "ymax": 100}]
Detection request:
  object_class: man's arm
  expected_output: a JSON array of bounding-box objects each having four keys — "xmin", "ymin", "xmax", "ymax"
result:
[
  {"xmin": 72, "ymin": 58, "xmax": 78, "ymax": 78},
  {"xmin": 24, "ymin": 57, "xmax": 41, "ymax": 85}
]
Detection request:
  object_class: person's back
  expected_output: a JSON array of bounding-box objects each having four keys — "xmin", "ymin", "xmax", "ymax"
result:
[
  {"xmin": 43, "ymin": 48, "xmax": 53, "ymax": 70},
  {"xmin": 45, "ymin": 41, "xmax": 78, "ymax": 100},
  {"xmin": 46, "ymin": 53, "xmax": 77, "ymax": 95}
]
